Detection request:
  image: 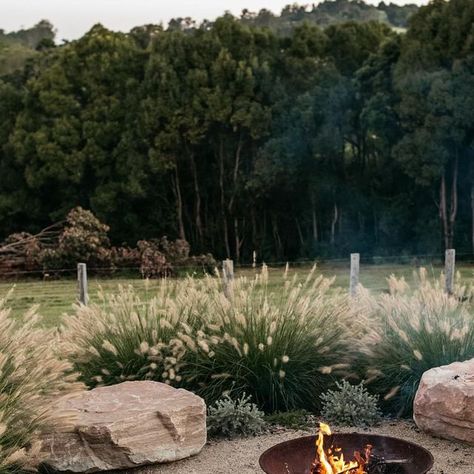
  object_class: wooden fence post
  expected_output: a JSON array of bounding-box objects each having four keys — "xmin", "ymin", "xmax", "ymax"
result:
[
  {"xmin": 222, "ymin": 259, "xmax": 234, "ymax": 300},
  {"xmin": 252, "ymin": 250, "xmax": 257, "ymax": 269},
  {"xmin": 77, "ymin": 262, "xmax": 88, "ymax": 305},
  {"xmin": 350, "ymin": 253, "xmax": 360, "ymax": 297},
  {"xmin": 445, "ymin": 249, "xmax": 455, "ymax": 295}
]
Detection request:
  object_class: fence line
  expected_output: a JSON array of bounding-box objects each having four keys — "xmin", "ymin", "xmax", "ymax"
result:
[
  {"xmin": 61, "ymin": 250, "xmax": 462, "ymax": 306},
  {"xmin": 0, "ymin": 250, "xmax": 473, "ymax": 278}
]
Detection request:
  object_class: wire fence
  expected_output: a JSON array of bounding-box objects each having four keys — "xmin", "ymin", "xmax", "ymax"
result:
[
  {"xmin": 1, "ymin": 251, "xmax": 472, "ymax": 325},
  {"xmin": 1, "ymin": 252, "xmax": 473, "ymax": 278}
]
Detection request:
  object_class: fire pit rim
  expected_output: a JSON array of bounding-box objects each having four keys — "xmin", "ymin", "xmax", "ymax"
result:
[{"xmin": 259, "ymin": 432, "xmax": 435, "ymax": 474}]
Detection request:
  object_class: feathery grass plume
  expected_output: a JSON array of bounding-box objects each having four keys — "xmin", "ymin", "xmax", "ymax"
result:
[
  {"xmin": 63, "ymin": 270, "xmax": 355, "ymax": 413},
  {"xmin": 60, "ymin": 279, "xmax": 214, "ymax": 388},
  {"xmin": 181, "ymin": 269, "xmax": 354, "ymax": 412},
  {"xmin": 356, "ymin": 269, "xmax": 474, "ymax": 416},
  {"xmin": 0, "ymin": 296, "xmax": 81, "ymax": 473}
]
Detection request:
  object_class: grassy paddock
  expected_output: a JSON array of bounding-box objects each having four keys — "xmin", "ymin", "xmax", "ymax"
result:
[{"xmin": 0, "ymin": 262, "xmax": 472, "ymax": 326}]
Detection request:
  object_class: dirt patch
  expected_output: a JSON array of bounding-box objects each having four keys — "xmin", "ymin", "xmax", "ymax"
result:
[{"xmin": 124, "ymin": 420, "xmax": 473, "ymax": 474}]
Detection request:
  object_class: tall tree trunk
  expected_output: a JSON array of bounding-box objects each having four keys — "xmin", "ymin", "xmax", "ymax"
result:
[
  {"xmin": 439, "ymin": 172, "xmax": 448, "ymax": 249},
  {"xmin": 189, "ymin": 151, "xmax": 203, "ymax": 247},
  {"xmin": 311, "ymin": 192, "xmax": 318, "ymax": 242},
  {"xmin": 228, "ymin": 135, "xmax": 243, "ymax": 214},
  {"xmin": 251, "ymin": 206, "xmax": 257, "ymax": 252},
  {"xmin": 172, "ymin": 164, "xmax": 186, "ymax": 241},
  {"xmin": 373, "ymin": 208, "xmax": 379, "ymax": 245},
  {"xmin": 330, "ymin": 203, "xmax": 338, "ymax": 246},
  {"xmin": 234, "ymin": 217, "xmax": 244, "ymax": 263},
  {"xmin": 447, "ymin": 153, "xmax": 458, "ymax": 249},
  {"xmin": 228, "ymin": 135, "xmax": 243, "ymax": 259},
  {"xmin": 271, "ymin": 214, "xmax": 283, "ymax": 259},
  {"xmin": 262, "ymin": 209, "xmax": 267, "ymax": 260},
  {"xmin": 295, "ymin": 217, "xmax": 305, "ymax": 248},
  {"xmin": 219, "ymin": 137, "xmax": 231, "ymax": 258},
  {"xmin": 312, "ymin": 209, "xmax": 318, "ymax": 242},
  {"xmin": 471, "ymin": 183, "xmax": 474, "ymax": 254},
  {"xmin": 439, "ymin": 155, "xmax": 459, "ymax": 250},
  {"xmin": 358, "ymin": 212, "xmax": 364, "ymax": 235}
]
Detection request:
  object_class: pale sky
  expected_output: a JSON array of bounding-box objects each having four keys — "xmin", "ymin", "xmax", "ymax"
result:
[{"xmin": 2, "ymin": 0, "xmax": 428, "ymax": 41}]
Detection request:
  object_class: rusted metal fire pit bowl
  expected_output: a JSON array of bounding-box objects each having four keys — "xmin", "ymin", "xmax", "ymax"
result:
[{"xmin": 259, "ymin": 433, "xmax": 434, "ymax": 474}]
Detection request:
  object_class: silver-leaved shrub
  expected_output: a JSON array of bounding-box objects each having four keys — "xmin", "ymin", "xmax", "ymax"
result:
[
  {"xmin": 320, "ymin": 380, "xmax": 382, "ymax": 427},
  {"xmin": 207, "ymin": 393, "xmax": 266, "ymax": 438}
]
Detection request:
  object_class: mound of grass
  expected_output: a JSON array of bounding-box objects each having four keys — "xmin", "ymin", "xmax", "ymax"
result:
[
  {"xmin": 0, "ymin": 294, "xmax": 80, "ymax": 472},
  {"xmin": 62, "ymin": 268, "xmax": 355, "ymax": 413},
  {"xmin": 183, "ymin": 268, "xmax": 354, "ymax": 412},
  {"xmin": 357, "ymin": 270, "xmax": 474, "ymax": 416}
]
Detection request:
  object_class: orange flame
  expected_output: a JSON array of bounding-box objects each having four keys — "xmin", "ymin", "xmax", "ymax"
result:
[{"xmin": 312, "ymin": 423, "xmax": 372, "ymax": 474}]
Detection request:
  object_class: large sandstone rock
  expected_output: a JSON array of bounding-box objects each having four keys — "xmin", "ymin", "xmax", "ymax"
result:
[
  {"xmin": 40, "ymin": 381, "xmax": 206, "ymax": 472},
  {"xmin": 414, "ymin": 359, "xmax": 474, "ymax": 445}
]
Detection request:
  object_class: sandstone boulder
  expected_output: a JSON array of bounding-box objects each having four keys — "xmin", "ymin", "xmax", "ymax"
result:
[
  {"xmin": 40, "ymin": 381, "xmax": 206, "ymax": 472},
  {"xmin": 414, "ymin": 359, "xmax": 474, "ymax": 445}
]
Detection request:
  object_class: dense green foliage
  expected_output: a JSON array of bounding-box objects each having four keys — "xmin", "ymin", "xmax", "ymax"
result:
[{"xmin": 0, "ymin": 1, "xmax": 473, "ymax": 262}]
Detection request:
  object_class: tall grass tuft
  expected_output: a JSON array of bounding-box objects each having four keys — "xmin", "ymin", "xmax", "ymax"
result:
[
  {"xmin": 0, "ymin": 294, "xmax": 80, "ymax": 473},
  {"xmin": 61, "ymin": 279, "xmax": 215, "ymax": 387},
  {"xmin": 357, "ymin": 270, "xmax": 474, "ymax": 416},
  {"xmin": 183, "ymin": 268, "xmax": 354, "ymax": 412},
  {"xmin": 62, "ymin": 269, "xmax": 355, "ymax": 413}
]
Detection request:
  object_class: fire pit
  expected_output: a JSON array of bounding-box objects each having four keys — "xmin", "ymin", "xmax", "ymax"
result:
[{"xmin": 259, "ymin": 424, "xmax": 433, "ymax": 474}]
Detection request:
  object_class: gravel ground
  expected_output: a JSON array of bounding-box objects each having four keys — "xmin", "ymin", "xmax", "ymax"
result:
[{"xmin": 128, "ymin": 420, "xmax": 473, "ymax": 474}]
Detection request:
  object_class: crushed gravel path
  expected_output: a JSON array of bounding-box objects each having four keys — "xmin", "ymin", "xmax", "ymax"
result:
[{"xmin": 128, "ymin": 420, "xmax": 473, "ymax": 474}]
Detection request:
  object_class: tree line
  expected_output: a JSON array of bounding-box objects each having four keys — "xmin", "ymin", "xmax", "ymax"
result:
[{"xmin": 0, "ymin": 0, "xmax": 473, "ymax": 262}]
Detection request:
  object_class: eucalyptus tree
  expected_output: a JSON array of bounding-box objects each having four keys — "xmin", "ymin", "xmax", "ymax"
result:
[
  {"xmin": 142, "ymin": 27, "xmax": 212, "ymax": 247},
  {"xmin": 203, "ymin": 16, "xmax": 276, "ymax": 260},
  {"xmin": 9, "ymin": 25, "xmax": 154, "ymax": 242},
  {"xmin": 394, "ymin": 0, "xmax": 474, "ymax": 250}
]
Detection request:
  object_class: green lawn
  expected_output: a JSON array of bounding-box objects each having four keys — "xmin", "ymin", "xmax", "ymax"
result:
[{"xmin": 1, "ymin": 263, "xmax": 472, "ymax": 327}]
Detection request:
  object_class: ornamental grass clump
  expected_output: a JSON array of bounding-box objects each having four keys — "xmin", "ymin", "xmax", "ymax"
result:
[
  {"xmin": 357, "ymin": 269, "xmax": 474, "ymax": 417},
  {"xmin": 61, "ymin": 279, "xmax": 216, "ymax": 388},
  {"xmin": 63, "ymin": 267, "xmax": 356, "ymax": 413},
  {"xmin": 182, "ymin": 266, "xmax": 356, "ymax": 412},
  {"xmin": 0, "ymin": 295, "xmax": 80, "ymax": 473}
]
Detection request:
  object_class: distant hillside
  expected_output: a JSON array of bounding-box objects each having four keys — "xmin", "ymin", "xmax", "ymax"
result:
[
  {"xmin": 0, "ymin": 20, "xmax": 55, "ymax": 75},
  {"xmin": 0, "ymin": 2, "xmax": 418, "ymax": 75},
  {"xmin": 238, "ymin": 1, "xmax": 419, "ymax": 34}
]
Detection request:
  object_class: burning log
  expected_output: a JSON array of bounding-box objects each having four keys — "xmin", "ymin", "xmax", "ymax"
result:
[
  {"xmin": 311, "ymin": 423, "xmax": 371, "ymax": 474},
  {"xmin": 310, "ymin": 423, "xmax": 414, "ymax": 474},
  {"xmin": 366, "ymin": 454, "xmax": 410, "ymax": 474}
]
